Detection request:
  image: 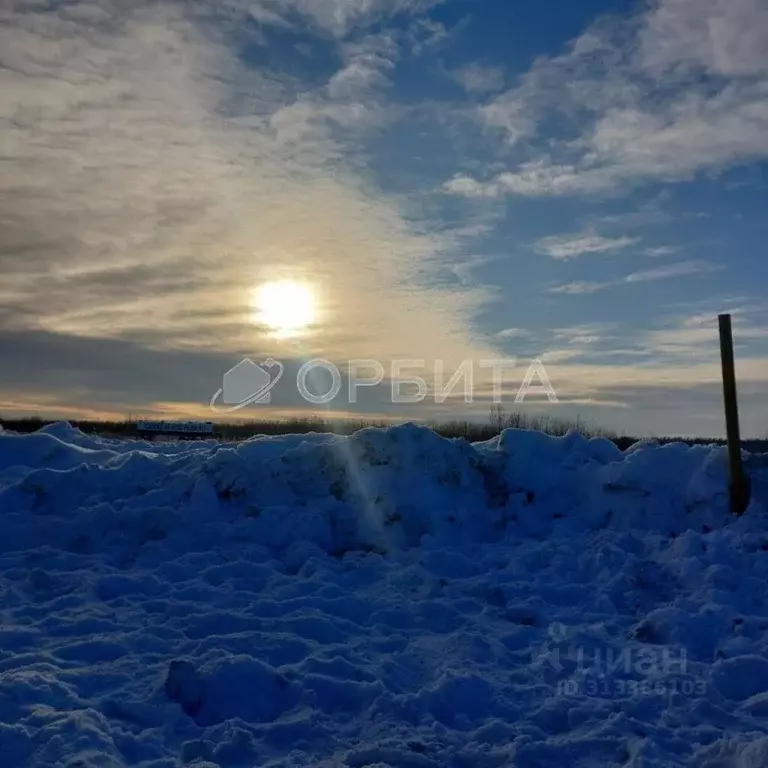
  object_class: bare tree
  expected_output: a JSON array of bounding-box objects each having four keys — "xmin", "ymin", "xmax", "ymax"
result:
[{"xmin": 489, "ymin": 403, "xmax": 507, "ymax": 434}]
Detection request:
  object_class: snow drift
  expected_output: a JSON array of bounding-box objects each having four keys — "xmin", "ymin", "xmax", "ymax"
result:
[{"xmin": 0, "ymin": 422, "xmax": 767, "ymax": 767}]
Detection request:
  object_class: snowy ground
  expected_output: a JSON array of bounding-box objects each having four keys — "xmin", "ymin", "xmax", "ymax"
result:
[{"xmin": 2, "ymin": 422, "xmax": 768, "ymax": 767}]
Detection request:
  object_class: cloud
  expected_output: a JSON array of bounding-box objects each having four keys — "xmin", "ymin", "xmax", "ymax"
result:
[
  {"xmin": 0, "ymin": 326, "xmax": 496, "ymax": 421},
  {"xmin": 327, "ymin": 48, "xmax": 394, "ymax": 99},
  {"xmin": 645, "ymin": 245, "xmax": 681, "ymax": 257},
  {"xmin": 444, "ymin": 0, "xmax": 768, "ymax": 198},
  {"xmin": 638, "ymin": 0, "xmax": 768, "ymax": 78},
  {"xmin": 549, "ymin": 281, "xmax": 608, "ymax": 295},
  {"xmin": 268, "ymin": 31, "xmax": 404, "ymax": 141},
  {"xmin": 476, "ymin": 310, "xmax": 768, "ymax": 437},
  {"xmin": 495, "ymin": 328, "xmax": 528, "ymax": 340},
  {"xmin": 636, "ymin": 308, "xmax": 768, "ymax": 361},
  {"xmin": 452, "ymin": 63, "xmax": 505, "ymax": 95},
  {"xmin": 552, "ymin": 325, "xmax": 608, "ymax": 345},
  {"xmin": 549, "ymin": 260, "xmax": 721, "ymax": 294},
  {"xmin": 243, "ymin": 0, "xmax": 444, "ymax": 38},
  {"xmin": 503, "ymin": 303, "xmax": 768, "ymax": 436},
  {"xmin": 682, "ymin": 307, "xmax": 747, "ymax": 328},
  {"xmin": 0, "ymin": 0, "xmax": 503, "ymax": 420},
  {"xmin": 493, "ymin": 329, "xmax": 536, "ymax": 346},
  {"xmin": 443, "ymin": 174, "xmax": 499, "ymax": 198},
  {"xmin": 623, "ymin": 260, "xmax": 723, "ymax": 283},
  {"xmin": 535, "ymin": 231, "xmax": 638, "ymax": 260},
  {"xmin": 593, "ymin": 203, "xmax": 671, "ymax": 229},
  {"xmin": 531, "ymin": 324, "xmax": 610, "ymax": 366}
]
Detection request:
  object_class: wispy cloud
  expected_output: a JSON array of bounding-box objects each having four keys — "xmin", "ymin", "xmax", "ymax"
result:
[
  {"xmin": 496, "ymin": 327, "xmax": 528, "ymax": 340},
  {"xmin": 624, "ymin": 260, "xmax": 722, "ymax": 283},
  {"xmin": 549, "ymin": 281, "xmax": 608, "ymax": 295},
  {"xmin": 243, "ymin": 0, "xmax": 444, "ymax": 38},
  {"xmin": 638, "ymin": 312, "xmax": 768, "ymax": 360},
  {"xmin": 645, "ymin": 245, "xmax": 682, "ymax": 257},
  {"xmin": 590, "ymin": 201, "xmax": 672, "ymax": 230},
  {"xmin": 549, "ymin": 260, "xmax": 722, "ymax": 294},
  {"xmin": 444, "ymin": 0, "xmax": 768, "ymax": 198},
  {"xmin": 552, "ymin": 325, "xmax": 609, "ymax": 345},
  {"xmin": 452, "ymin": 63, "xmax": 505, "ymax": 95},
  {"xmin": 535, "ymin": 231, "xmax": 638, "ymax": 260}
]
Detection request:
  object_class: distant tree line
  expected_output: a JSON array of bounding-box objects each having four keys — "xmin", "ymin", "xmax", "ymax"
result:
[{"xmin": 2, "ymin": 410, "xmax": 766, "ymax": 452}]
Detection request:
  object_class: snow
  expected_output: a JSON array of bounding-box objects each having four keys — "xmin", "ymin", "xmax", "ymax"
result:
[{"xmin": 1, "ymin": 421, "xmax": 768, "ymax": 766}]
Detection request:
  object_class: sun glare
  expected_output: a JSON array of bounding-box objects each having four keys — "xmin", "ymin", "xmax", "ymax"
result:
[{"xmin": 252, "ymin": 280, "xmax": 316, "ymax": 336}]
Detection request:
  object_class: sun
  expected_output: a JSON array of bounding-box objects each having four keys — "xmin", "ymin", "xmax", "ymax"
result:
[{"xmin": 252, "ymin": 280, "xmax": 316, "ymax": 336}]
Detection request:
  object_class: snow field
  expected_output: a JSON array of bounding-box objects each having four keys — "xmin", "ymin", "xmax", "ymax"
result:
[{"xmin": 1, "ymin": 421, "xmax": 768, "ymax": 766}]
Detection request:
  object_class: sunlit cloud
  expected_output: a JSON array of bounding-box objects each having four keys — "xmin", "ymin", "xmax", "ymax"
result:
[{"xmin": 0, "ymin": 0, "xmax": 497, "ymax": 380}]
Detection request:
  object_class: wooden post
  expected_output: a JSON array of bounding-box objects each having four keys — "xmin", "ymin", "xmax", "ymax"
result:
[{"xmin": 718, "ymin": 313, "xmax": 749, "ymax": 514}]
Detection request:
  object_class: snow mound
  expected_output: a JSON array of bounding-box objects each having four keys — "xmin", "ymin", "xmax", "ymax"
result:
[{"xmin": 1, "ymin": 422, "xmax": 767, "ymax": 767}]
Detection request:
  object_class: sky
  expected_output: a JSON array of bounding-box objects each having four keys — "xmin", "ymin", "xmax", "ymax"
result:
[{"xmin": 1, "ymin": 0, "xmax": 768, "ymax": 437}]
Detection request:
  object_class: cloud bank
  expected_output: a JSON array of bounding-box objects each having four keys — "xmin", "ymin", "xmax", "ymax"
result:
[
  {"xmin": 0, "ymin": 0, "xmax": 499, "ymax": 419},
  {"xmin": 445, "ymin": 0, "xmax": 768, "ymax": 198}
]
